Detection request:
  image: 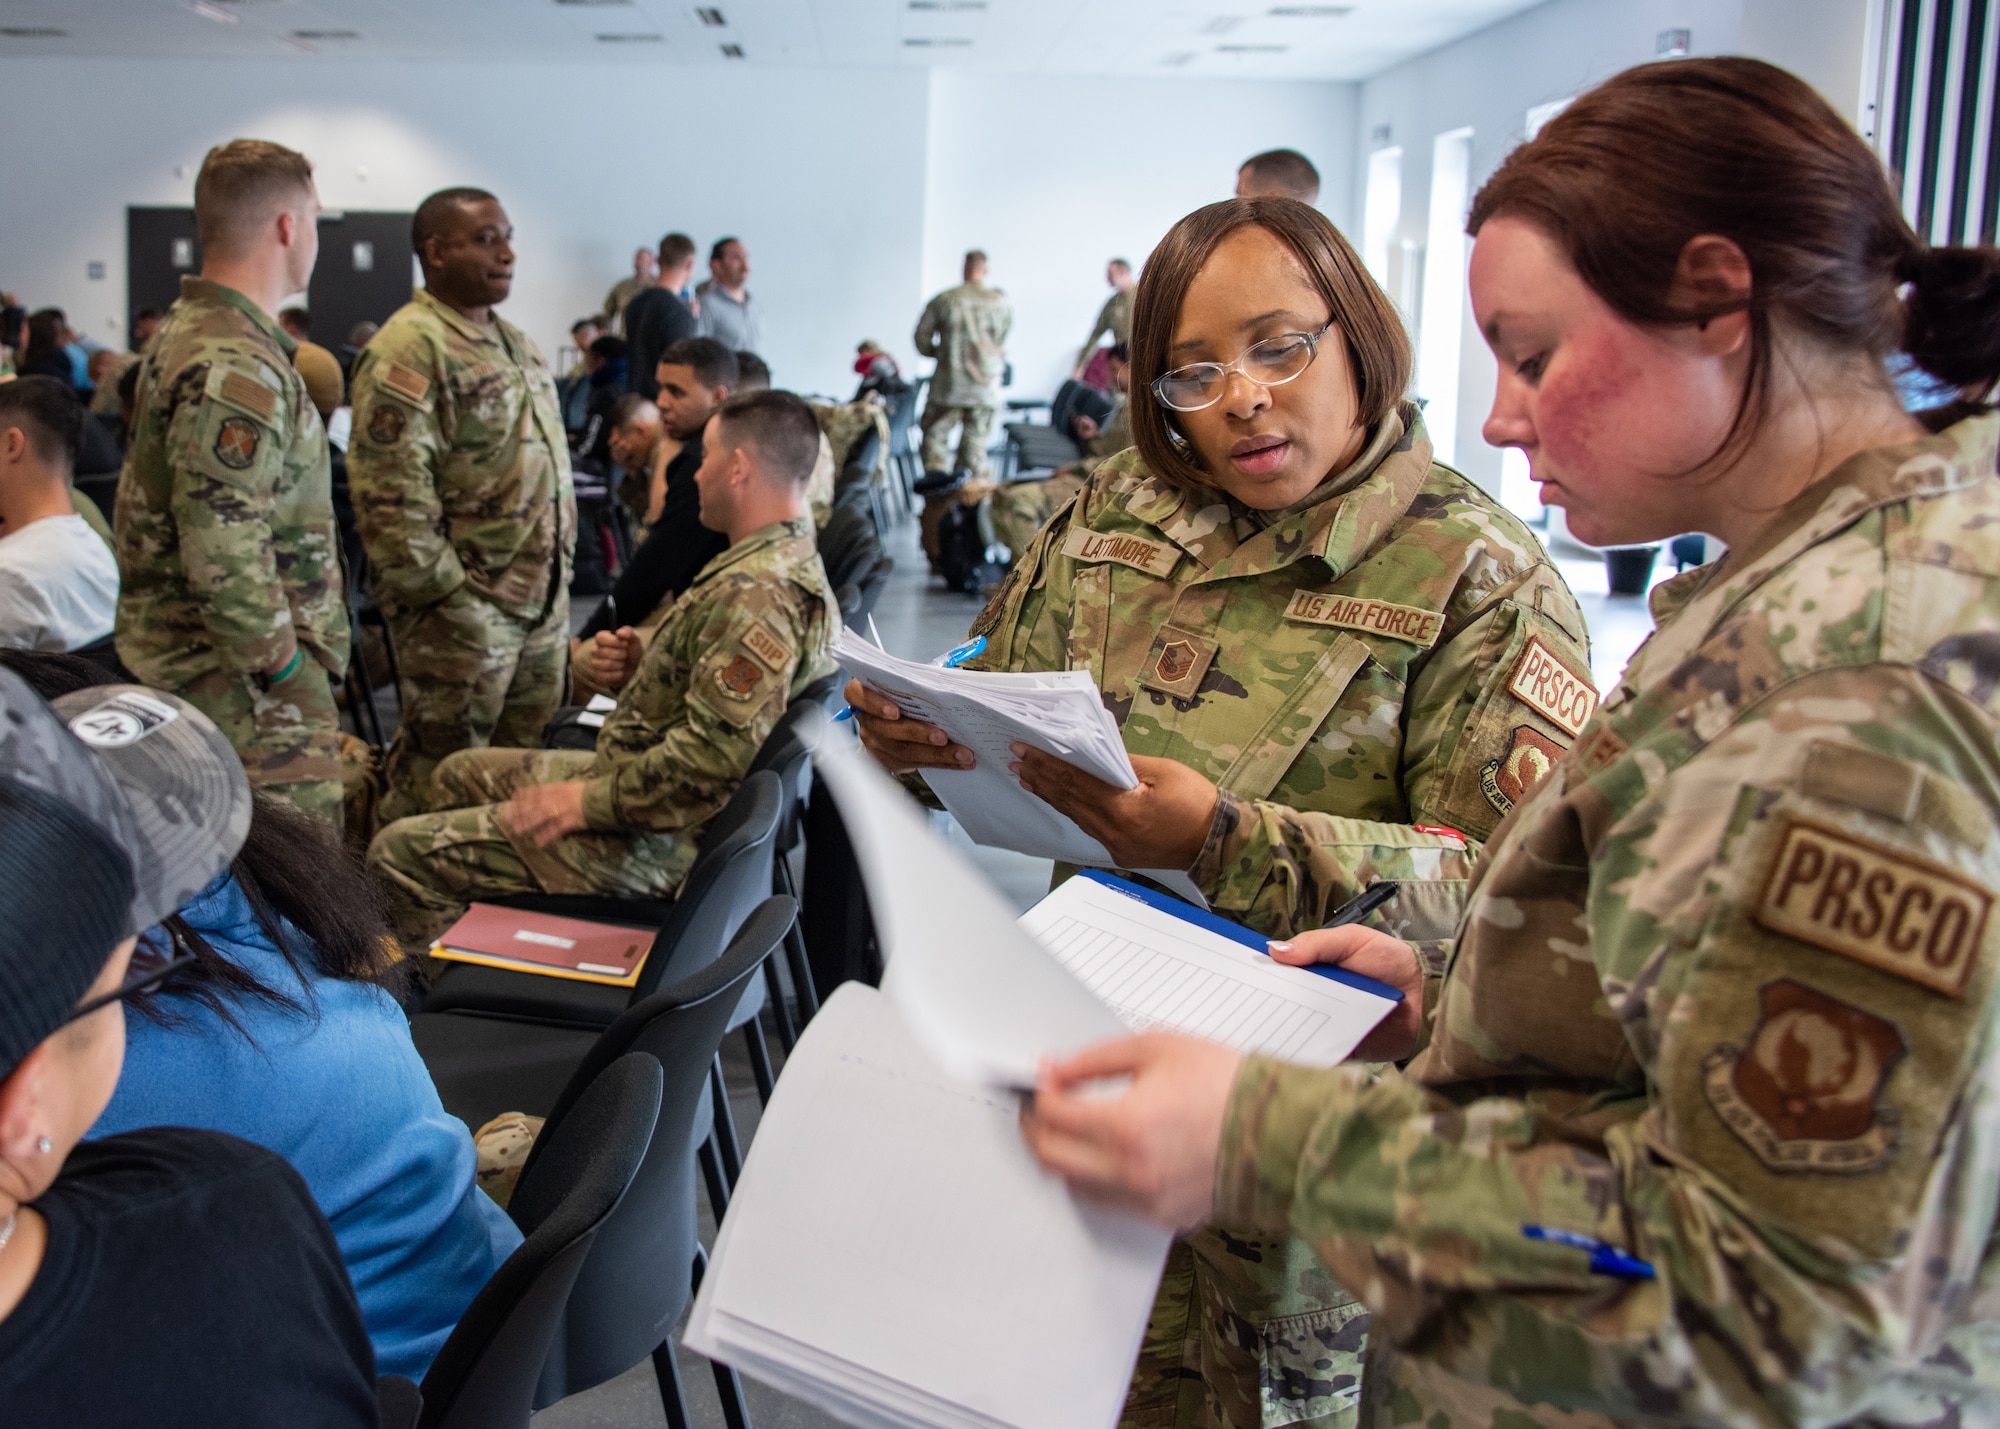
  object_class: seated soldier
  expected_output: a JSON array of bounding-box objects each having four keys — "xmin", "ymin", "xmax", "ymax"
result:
[
  {"xmin": 604, "ymin": 392, "xmax": 666, "ymax": 531},
  {"xmin": 987, "ymin": 342, "xmax": 1130, "ymax": 563},
  {"xmin": 367, "ymin": 389, "xmax": 840, "ymax": 948}
]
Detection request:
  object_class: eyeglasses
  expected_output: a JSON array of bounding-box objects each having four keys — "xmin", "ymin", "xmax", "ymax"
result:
[
  {"xmin": 61, "ymin": 953, "xmax": 197, "ymax": 1027},
  {"xmin": 1150, "ymin": 322, "xmax": 1334, "ymax": 412}
]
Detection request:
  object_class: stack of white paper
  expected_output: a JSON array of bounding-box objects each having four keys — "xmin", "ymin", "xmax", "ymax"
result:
[
  {"xmin": 835, "ymin": 629, "xmax": 1138, "ymax": 869},
  {"xmin": 686, "ymin": 736, "xmax": 1398, "ymax": 1428}
]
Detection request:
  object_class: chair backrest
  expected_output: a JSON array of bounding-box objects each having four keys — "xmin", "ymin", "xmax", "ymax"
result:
[
  {"xmin": 826, "ymin": 527, "xmax": 882, "ymax": 595},
  {"xmin": 628, "ymin": 768, "xmax": 781, "ymax": 999},
  {"xmin": 418, "ymin": 1053, "xmax": 663, "ymax": 1429},
  {"xmin": 526, "ymin": 898, "xmax": 795, "ymax": 1406},
  {"xmin": 847, "ymin": 551, "xmax": 896, "ymax": 627}
]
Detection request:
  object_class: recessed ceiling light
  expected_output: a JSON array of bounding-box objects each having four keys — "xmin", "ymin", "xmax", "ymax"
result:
[
  {"xmin": 189, "ymin": 2, "xmax": 240, "ymax": 23},
  {"xmin": 1216, "ymin": 43, "xmax": 1287, "ymax": 52},
  {"xmin": 908, "ymin": 1, "xmax": 987, "ymax": 9},
  {"xmin": 1158, "ymin": 51, "xmax": 1197, "ymax": 65},
  {"xmin": 1268, "ymin": 5, "xmax": 1352, "ymax": 14},
  {"xmin": 903, "ymin": 35, "xmax": 974, "ymax": 46},
  {"xmin": 596, "ymin": 31, "xmax": 664, "ymax": 40},
  {"xmin": 0, "ymin": 26, "xmax": 66, "ymax": 37},
  {"xmin": 1201, "ymin": 17, "xmax": 1241, "ymax": 33},
  {"xmin": 556, "ymin": 0, "xmax": 633, "ymax": 7},
  {"xmin": 292, "ymin": 29, "xmax": 360, "ymax": 39},
  {"xmin": 720, "ymin": 41, "xmax": 745, "ymax": 56},
  {"xmin": 696, "ymin": 6, "xmax": 726, "ymax": 24}
]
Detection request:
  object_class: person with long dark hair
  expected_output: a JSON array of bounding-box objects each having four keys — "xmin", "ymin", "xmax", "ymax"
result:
[
  {"xmin": 14, "ymin": 311, "xmax": 75, "ymax": 385},
  {"xmin": 1018, "ymin": 57, "xmax": 2000, "ymax": 1427},
  {"xmin": 0, "ymin": 649, "xmax": 525, "ymax": 1383}
]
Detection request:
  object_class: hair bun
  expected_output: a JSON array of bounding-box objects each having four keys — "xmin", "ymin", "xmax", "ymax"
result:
[{"xmin": 1902, "ymin": 245, "xmax": 2000, "ymax": 397}]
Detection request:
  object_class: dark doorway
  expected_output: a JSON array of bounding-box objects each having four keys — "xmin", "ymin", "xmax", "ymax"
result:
[
  {"xmin": 125, "ymin": 207, "xmax": 414, "ymax": 354},
  {"xmin": 309, "ymin": 210, "xmax": 415, "ymax": 353}
]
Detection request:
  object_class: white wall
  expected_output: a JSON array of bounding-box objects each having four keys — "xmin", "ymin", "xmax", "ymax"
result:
[
  {"xmin": 0, "ymin": 56, "xmax": 1356, "ymax": 405},
  {"xmin": 1352, "ymin": 0, "xmax": 1875, "ymax": 491},
  {"xmin": 0, "ymin": 57, "xmax": 931, "ymax": 400},
  {"xmin": 922, "ymin": 70, "xmax": 1356, "ymax": 398}
]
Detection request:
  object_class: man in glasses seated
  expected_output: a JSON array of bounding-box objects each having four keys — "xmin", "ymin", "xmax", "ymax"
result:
[{"xmin": 0, "ymin": 670, "xmax": 379, "ymax": 1425}]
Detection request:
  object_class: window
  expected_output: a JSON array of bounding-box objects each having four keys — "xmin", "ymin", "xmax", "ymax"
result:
[
  {"xmin": 1362, "ymin": 145, "xmax": 1402, "ymax": 291},
  {"xmin": 1877, "ymin": 0, "xmax": 2000, "ymax": 244},
  {"xmin": 1416, "ymin": 127, "xmax": 1473, "ymax": 464}
]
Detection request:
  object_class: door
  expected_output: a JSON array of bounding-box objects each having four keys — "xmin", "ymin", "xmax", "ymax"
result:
[{"xmin": 126, "ymin": 207, "xmax": 203, "ymax": 342}]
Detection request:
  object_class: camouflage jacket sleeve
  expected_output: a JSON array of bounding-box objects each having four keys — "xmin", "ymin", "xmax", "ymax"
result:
[
  {"xmin": 166, "ymin": 362, "xmax": 307, "ymax": 674},
  {"xmin": 347, "ymin": 335, "xmax": 464, "ymax": 608},
  {"xmin": 1215, "ymin": 659, "xmax": 2000, "ymax": 1424},
  {"xmin": 913, "ymin": 296, "xmax": 943, "ymax": 360},
  {"xmin": 1190, "ymin": 574, "xmax": 1592, "ymax": 942},
  {"xmin": 580, "ymin": 575, "xmax": 802, "ymax": 833}
]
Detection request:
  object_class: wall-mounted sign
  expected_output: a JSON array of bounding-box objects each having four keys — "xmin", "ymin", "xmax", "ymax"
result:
[
  {"xmin": 87, "ymin": 261, "xmax": 106, "ymax": 280},
  {"xmin": 171, "ymin": 238, "xmax": 194, "ymax": 269},
  {"xmin": 353, "ymin": 241, "xmax": 375, "ymax": 273}
]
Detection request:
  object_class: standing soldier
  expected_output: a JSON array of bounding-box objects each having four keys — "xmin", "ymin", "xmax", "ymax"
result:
[
  {"xmin": 115, "ymin": 139, "xmax": 348, "ymax": 823},
  {"xmin": 348, "ymin": 188, "xmax": 575, "ymax": 824},
  {"xmin": 1073, "ymin": 257, "xmax": 1137, "ymax": 379},
  {"xmin": 913, "ymin": 249, "xmax": 1012, "ymax": 489}
]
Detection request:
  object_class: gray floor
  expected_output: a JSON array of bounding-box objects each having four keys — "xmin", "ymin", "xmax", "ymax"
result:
[{"xmin": 528, "ymin": 504, "xmax": 1670, "ymax": 1427}]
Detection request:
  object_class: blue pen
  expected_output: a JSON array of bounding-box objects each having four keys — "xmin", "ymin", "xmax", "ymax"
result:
[
  {"xmin": 1520, "ymin": 1225, "xmax": 1656, "ymax": 1280},
  {"xmin": 834, "ymin": 635, "xmax": 987, "ymax": 722}
]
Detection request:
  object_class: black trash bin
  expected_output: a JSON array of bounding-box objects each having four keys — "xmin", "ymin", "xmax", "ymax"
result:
[{"xmin": 1605, "ymin": 545, "xmax": 1660, "ymax": 596}]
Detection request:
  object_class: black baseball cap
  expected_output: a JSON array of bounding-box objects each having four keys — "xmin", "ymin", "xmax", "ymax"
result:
[{"xmin": 0, "ymin": 672, "xmax": 249, "ymax": 1080}]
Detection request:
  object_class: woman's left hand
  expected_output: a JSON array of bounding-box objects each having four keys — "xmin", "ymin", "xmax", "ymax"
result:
[
  {"xmin": 1020, "ymin": 1033, "xmax": 1245, "ymax": 1231},
  {"xmin": 1010, "ymin": 747, "xmax": 1219, "ymax": 871}
]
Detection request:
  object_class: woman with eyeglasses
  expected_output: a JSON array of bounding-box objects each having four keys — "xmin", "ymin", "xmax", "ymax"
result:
[
  {"xmin": 847, "ymin": 197, "xmax": 1590, "ymax": 1428},
  {"xmin": 0, "ymin": 671, "xmax": 379, "ymax": 1425},
  {"xmin": 1018, "ymin": 58, "xmax": 2000, "ymax": 1429}
]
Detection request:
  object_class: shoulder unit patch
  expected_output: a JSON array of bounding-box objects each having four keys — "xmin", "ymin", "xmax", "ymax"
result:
[
  {"xmin": 1479, "ymin": 724, "xmax": 1567, "ymax": 816},
  {"xmin": 213, "ymin": 416, "xmax": 261, "ymax": 471},
  {"xmin": 1754, "ymin": 817, "xmax": 1991, "ymax": 997},
  {"xmin": 1507, "ymin": 635, "xmax": 1597, "ymax": 737}
]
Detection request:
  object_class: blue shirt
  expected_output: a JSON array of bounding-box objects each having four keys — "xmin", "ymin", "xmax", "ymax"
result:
[{"xmin": 88, "ymin": 873, "xmax": 522, "ymax": 1381}]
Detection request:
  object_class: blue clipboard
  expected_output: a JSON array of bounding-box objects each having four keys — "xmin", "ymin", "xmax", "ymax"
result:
[{"xmin": 1073, "ymin": 870, "xmax": 1405, "ymax": 1004}]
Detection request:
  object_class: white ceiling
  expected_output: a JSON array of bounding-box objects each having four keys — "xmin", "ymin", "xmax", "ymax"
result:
[{"xmin": 0, "ymin": 0, "xmax": 1547, "ymax": 81}]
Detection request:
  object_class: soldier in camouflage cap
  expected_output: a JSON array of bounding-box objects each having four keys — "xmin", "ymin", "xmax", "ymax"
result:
[
  {"xmin": 369, "ymin": 390, "xmax": 838, "ymax": 949},
  {"xmin": 914, "ymin": 250, "xmax": 1013, "ymax": 485},
  {"xmin": 1019, "ymin": 60, "xmax": 2000, "ymax": 1429},
  {"xmin": 114, "ymin": 139, "xmax": 349, "ymax": 824},
  {"xmin": 348, "ymin": 188, "xmax": 576, "ymax": 826},
  {"xmin": 852, "ymin": 199, "xmax": 1590, "ymax": 1428}
]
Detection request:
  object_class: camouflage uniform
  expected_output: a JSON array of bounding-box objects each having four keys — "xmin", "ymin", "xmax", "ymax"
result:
[
  {"xmin": 601, "ymin": 274, "xmax": 647, "ymax": 336},
  {"xmin": 966, "ymin": 404, "xmax": 1591, "ymax": 1428},
  {"xmin": 813, "ymin": 395, "xmax": 890, "ymax": 515},
  {"xmin": 114, "ymin": 276, "xmax": 348, "ymax": 821},
  {"xmin": 368, "ymin": 518, "xmax": 837, "ymax": 948},
  {"xmin": 1217, "ymin": 412, "xmax": 2000, "ymax": 1427},
  {"xmin": 914, "ymin": 280, "xmax": 1012, "ymax": 480},
  {"xmin": 1079, "ymin": 286, "xmax": 1135, "ymax": 365},
  {"xmin": 348, "ymin": 289, "xmax": 576, "ymax": 824},
  {"xmin": 987, "ymin": 394, "xmax": 1130, "ymax": 559}
]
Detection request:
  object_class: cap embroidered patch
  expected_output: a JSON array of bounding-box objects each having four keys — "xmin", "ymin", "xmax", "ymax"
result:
[
  {"xmin": 69, "ymin": 692, "xmax": 179, "ymax": 749},
  {"xmin": 741, "ymin": 620, "xmax": 791, "ymax": 673},
  {"xmin": 382, "ymin": 363, "xmax": 432, "ymax": 404},
  {"xmin": 1479, "ymin": 724, "xmax": 1567, "ymax": 815},
  {"xmin": 367, "ymin": 403, "xmax": 407, "ymax": 446},
  {"xmin": 218, "ymin": 370, "xmax": 277, "ymax": 420},
  {"xmin": 717, "ymin": 654, "xmax": 765, "ymax": 699},
  {"xmin": 1754, "ymin": 817, "xmax": 1990, "ymax": 997},
  {"xmin": 1284, "ymin": 591, "xmax": 1443, "ymax": 648},
  {"xmin": 1507, "ymin": 636, "xmax": 1597, "ymax": 737},
  {"xmin": 213, "ymin": 416, "xmax": 261, "ymax": 470},
  {"xmin": 1061, "ymin": 526, "xmax": 1181, "ymax": 578},
  {"xmin": 1702, "ymin": 977, "xmax": 1905, "ymax": 1173}
]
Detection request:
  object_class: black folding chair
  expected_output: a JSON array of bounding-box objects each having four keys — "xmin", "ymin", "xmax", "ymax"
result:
[
  {"xmin": 414, "ymin": 1053, "xmax": 662, "ymax": 1429},
  {"xmin": 529, "ymin": 898, "xmax": 794, "ymax": 1429}
]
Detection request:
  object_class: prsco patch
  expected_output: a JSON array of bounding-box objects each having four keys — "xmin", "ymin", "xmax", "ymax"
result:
[
  {"xmin": 1506, "ymin": 635, "xmax": 1597, "ymax": 737},
  {"xmin": 741, "ymin": 620, "xmax": 791, "ymax": 673},
  {"xmin": 218, "ymin": 370, "xmax": 277, "ymax": 420},
  {"xmin": 716, "ymin": 654, "xmax": 766, "ymax": 700},
  {"xmin": 382, "ymin": 362, "xmax": 433, "ymax": 405},
  {"xmin": 1138, "ymin": 626, "xmax": 1217, "ymax": 700},
  {"xmin": 1479, "ymin": 724, "xmax": 1567, "ymax": 815},
  {"xmin": 1702, "ymin": 977, "xmax": 1905, "ymax": 1173},
  {"xmin": 1284, "ymin": 591, "xmax": 1443, "ymax": 648},
  {"xmin": 213, "ymin": 416, "xmax": 261, "ymax": 470},
  {"xmin": 367, "ymin": 403, "xmax": 407, "ymax": 446},
  {"xmin": 1754, "ymin": 817, "xmax": 1991, "ymax": 997},
  {"xmin": 1061, "ymin": 526, "xmax": 1180, "ymax": 578}
]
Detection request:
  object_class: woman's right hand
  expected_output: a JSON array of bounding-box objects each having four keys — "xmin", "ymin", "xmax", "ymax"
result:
[
  {"xmin": 1270, "ymin": 925, "xmax": 1424, "ymax": 1062},
  {"xmin": 844, "ymin": 677, "xmax": 976, "ymax": 775}
]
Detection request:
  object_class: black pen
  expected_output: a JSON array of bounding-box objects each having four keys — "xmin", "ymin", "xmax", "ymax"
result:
[{"xmin": 1326, "ymin": 881, "xmax": 1399, "ymax": 928}]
